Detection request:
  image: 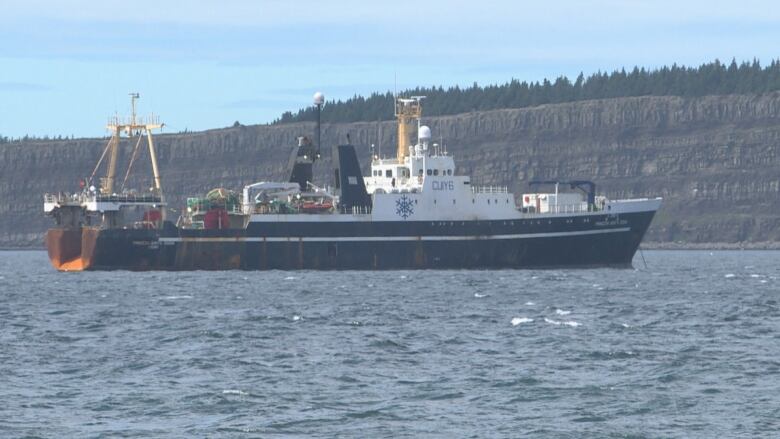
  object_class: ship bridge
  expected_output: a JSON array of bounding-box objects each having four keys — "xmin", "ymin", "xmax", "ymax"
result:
[{"xmin": 364, "ymin": 96, "xmax": 462, "ymax": 195}]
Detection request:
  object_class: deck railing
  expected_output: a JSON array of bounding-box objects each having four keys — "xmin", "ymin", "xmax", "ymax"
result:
[
  {"xmin": 521, "ymin": 203, "xmax": 599, "ymax": 214},
  {"xmin": 44, "ymin": 192, "xmax": 162, "ymax": 205}
]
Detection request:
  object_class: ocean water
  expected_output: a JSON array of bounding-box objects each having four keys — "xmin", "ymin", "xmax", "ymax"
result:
[{"xmin": 1, "ymin": 250, "xmax": 779, "ymax": 438}]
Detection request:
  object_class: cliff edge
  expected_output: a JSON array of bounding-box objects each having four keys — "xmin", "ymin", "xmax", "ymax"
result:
[{"xmin": 3, "ymin": 93, "xmax": 780, "ymax": 248}]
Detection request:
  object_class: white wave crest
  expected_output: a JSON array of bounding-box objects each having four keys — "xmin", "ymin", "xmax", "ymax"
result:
[
  {"xmin": 511, "ymin": 317, "xmax": 534, "ymax": 326},
  {"xmin": 544, "ymin": 318, "xmax": 580, "ymax": 327},
  {"xmin": 222, "ymin": 389, "xmax": 248, "ymax": 395},
  {"xmin": 292, "ymin": 315, "xmax": 301, "ymax": 321},
  {"xmin": 525, "ymin": 301, "xmax": 535, "ymax": 306},
  {"xmin": 724, "ymin": 273, "xmax": 736, "ymax": 278},
  {"xmin": 555, "ymin": 309, "xmax": 571, "ymax": 316},
  {"xmin": 163, "ymin": 295, "xmax": 192, "ymax": 300},
  {"xmin": 474, "ymin": 293, "xmax": 488, "ymax": 298}
]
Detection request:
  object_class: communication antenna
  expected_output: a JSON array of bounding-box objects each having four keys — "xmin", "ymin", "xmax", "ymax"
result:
[
  {"xmin": 129, "ymin": 92, "xmax": 140, "ymax": 126},
  {"xmin": 394, "ymin": 71, "xmax": 397, "ymax": 100},
  {"xmin": 377, "ymin": 122, "xmax": 382, "ymax": 159},
  {"xmin": 313, "ymin": 91, "xmax": 324, "ymax": 158}
]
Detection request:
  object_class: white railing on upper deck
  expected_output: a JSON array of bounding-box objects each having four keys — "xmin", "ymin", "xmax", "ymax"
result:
[
  {"xmin": 44, "ymin": 192, "xmax": 86, "ymax": 206},
  {"xmin": 522, "ymin": 203, "xmax": 596, "ymax": 215},
  {"xmin": 44, "ymin": 192, "xmax": 163, "ymax": 206},
  {"xmin": 471, "ymin": 186, "xmax": 508, "ymax": 194}
]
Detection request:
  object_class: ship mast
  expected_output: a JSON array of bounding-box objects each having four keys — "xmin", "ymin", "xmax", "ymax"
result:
[
  {"xmin": 102, "ymin": 93, "xmax": 164, "ymax": 200},
  {"xmin": 394, "ymin": 96, "xmax": 424, "ymax": 162}
]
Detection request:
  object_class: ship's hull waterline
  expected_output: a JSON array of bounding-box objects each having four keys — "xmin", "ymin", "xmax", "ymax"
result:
[{"xmin": 45, "ymin": 210, "xmax": 656, "ymax": 271}]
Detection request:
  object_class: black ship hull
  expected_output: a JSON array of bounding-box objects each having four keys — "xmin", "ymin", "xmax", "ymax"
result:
[{"xmin": 46, "ymin": 210, "xmax": 656, "ymax": 271}]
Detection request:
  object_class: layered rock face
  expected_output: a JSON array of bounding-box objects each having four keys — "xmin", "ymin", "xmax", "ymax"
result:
[{"xmin": 3, "ymin": 93, "xmax": 780, "ymax": 247}]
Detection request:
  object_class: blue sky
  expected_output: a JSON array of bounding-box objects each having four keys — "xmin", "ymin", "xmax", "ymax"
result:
[{"xmin": 2, "ymin": 0, "xmax": 780, "ymax": 138}]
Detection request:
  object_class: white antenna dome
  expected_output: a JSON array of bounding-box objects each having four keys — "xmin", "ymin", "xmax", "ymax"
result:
[
  {"xmin": 418, "ymin": 125, "xmax": 431, "ymax": 140},
  {"xmin": 313, "ymin": 91, "xmax": 325, "ymax": 105}
]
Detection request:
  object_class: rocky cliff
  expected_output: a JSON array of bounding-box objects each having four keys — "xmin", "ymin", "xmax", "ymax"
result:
[{"xmin": 3, "ymin": 93, "xmax": 780, "ymax": 248}]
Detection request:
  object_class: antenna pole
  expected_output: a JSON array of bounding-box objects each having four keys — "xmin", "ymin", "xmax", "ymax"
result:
[
  {"xmin": 316, "ymin": 103, "xmax": 321, "ymax": 154},
  {"xmin": 130, "ymin": 92, "xmax": 139, "ymax": 126},
  {"xmin": 313, "ymin": 92, "xmax": 325, "ymax": 156}
]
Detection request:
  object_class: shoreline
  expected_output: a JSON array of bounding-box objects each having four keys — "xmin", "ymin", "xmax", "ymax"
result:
[
  {"xmin": 5, "ymin": 242, "xmax": 780, "ymax": 251},
  {"xmin": 641, "ymin": 242, "xmax": 780, "ymax": 250}
]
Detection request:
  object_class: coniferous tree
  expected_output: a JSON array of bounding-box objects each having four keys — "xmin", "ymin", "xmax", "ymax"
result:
[{"xmin": 273, "ymin": 59, "xmax": 780, "ymax": 124}]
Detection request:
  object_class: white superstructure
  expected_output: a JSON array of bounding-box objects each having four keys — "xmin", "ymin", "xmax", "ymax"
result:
[{"xmin": 238, "ymin": 95, "xmax": 661, "ymax": 225}]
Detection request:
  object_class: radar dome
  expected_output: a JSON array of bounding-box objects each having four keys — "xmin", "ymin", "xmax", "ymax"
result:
[
  {"xmin": 313, "ymin": 91, "xmax": 325, "ymax": 105},
  {"xmin": 418, "ymin": 125, "xmax": 432, "ymax": 140}
]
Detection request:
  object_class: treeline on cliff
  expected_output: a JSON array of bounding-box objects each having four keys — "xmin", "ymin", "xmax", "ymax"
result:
[
  {"xmin": 0, "ymin": 134, "xmax": 73, "ymax": 144},
  {"xmin": 275, "ymin": 58, "xmax": 780, "ymax": 124}
]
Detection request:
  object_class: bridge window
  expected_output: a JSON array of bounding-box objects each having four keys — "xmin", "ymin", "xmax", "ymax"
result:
[
  {"xmin": 447, "ymin": 169, "xmax": 452, "ymax": 175},
  {"xmin": 433, "ymin": 169, "xmax": 439, "ymax": 176},
  {"xmin": 385, "ymin": 170, "xmax": 392, "ymax": 178},
  {"xmin": 427, "ymin": 169, "xmax": 432, "ymax": 176},
  {"xmin": 418, "ymin": 169, "xmax": 423, "ymax": 176}
]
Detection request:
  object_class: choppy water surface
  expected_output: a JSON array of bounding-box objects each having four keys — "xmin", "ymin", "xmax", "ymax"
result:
[{"xmin": 1, "ymin": 250, "xmax": 779, "ymax": 438}]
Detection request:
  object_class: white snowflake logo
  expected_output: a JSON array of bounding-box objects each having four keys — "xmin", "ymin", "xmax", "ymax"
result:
[{"xmin": 395, "ymin": 194, "xmax": 414, "ymax": 219}]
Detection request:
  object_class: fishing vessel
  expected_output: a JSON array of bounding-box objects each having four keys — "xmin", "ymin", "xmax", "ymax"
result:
[{"xmin": 44, "ymin": 93, "xmax": 661, "ymax": 271}]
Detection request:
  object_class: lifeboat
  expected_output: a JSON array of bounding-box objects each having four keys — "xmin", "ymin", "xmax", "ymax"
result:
[{"xmin": 300, "ymin": 200, "xmax": 333, "ymax": 213}]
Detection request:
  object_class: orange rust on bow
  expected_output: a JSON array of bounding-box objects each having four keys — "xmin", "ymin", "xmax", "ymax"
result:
[{"xmin": 46, "ymin": 228, "xmax": 92, "ymax": 271}]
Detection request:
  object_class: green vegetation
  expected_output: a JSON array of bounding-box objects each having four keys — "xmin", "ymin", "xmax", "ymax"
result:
[
  {"xmin": 275, "ymin": 59, "xmax": 780, "ymax": 124},
  {"xmin": 0, "ymin": 134, "xmax": 72, "ymax": 144}
]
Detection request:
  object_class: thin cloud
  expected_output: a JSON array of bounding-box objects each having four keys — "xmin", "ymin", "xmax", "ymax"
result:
[{"xmin": 0, "ymin": 81, "xmax": 50, "ymax": 91}]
